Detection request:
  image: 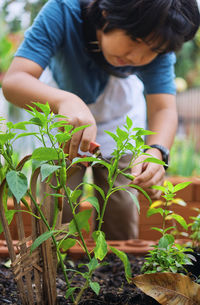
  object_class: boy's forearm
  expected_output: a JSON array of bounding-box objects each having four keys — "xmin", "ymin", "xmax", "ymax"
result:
[{"xmin": 2, "ymin": 71, "xmax": 71, "ymax": 114}]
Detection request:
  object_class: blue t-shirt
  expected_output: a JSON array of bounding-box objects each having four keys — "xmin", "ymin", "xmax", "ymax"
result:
[{"xmin": 15, "ymin": 0, "xmax": 176, "ymax": 104}]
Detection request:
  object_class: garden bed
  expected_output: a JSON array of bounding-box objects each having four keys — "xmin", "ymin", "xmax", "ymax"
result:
[{"xmin": 0, "ymin": 253, "xmax": 160, "ymax": 305}]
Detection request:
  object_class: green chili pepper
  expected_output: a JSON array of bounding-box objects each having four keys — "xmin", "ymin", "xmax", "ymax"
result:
[
  {"xmin": 121, "ymin": 172, "xmax": 135, "ymax": 181},
  {"xmin": 60, "ymin": 159, "xmax": 67, "ymax": 187}
]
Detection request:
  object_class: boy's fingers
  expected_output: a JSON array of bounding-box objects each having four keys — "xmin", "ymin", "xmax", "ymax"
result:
[
  {"xmin": 131, "ymin": 163, "xmax": 143, "ymax": 180},
  {"xmin": 80, "ymin": 125, "xmax": 97, "ymax": 152},
  {"xmin": 68, "ymin": 129, "xmax": 83, "ymax": 160}
]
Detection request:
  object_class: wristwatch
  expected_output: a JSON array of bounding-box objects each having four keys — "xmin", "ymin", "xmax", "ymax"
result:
[{"xmin": 144, "ymin": 144, "xmax": 169, "ymax": 170}]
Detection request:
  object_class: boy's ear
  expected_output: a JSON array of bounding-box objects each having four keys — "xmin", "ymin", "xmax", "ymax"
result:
[{"xmin": 102, "ymin": 10, "xmax": 108, "ymax": 18}]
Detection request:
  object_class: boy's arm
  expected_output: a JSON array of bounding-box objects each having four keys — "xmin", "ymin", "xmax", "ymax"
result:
[
  {"xmin": 131, "ymin": 93, "xmax": 177, "ymax": 199},
  {"xmin": 2, "ymin": 57, "xmax": 97, "ymax": 160}
]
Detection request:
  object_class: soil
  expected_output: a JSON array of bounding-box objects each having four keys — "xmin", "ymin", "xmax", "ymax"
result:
[
  {"xmin": 0, "ymin": 253, "xmax": 160, "ymax": 305},
  {"xmin": 0, "ymin": 250, "xmax": 199, "ymax": 305}
]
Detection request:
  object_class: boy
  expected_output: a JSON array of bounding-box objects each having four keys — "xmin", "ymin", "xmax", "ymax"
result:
[{"xmin": 2, "ymin": 0, "xmax": 200, "ymax": 239}]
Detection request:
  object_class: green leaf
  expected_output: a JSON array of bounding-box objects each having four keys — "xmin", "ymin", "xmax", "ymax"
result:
[
  {"xmin": 116, "ymin": 127, "xmax": 128, "ymax": 141},
  {"xmin": 31, "ymin": 230, "xmax": 58, "ymax": 253},
  {"xmin": 89, "ymin": 281, "xmax": 100, "ymax": 295},
  {"xmin": 87, "ymin": 257, "xmax": 99, "ymax": 273},
  {"xmin": 136, "ymin": 130, "xmax": 156, "ymax": 136},
  {"xmin": 144, "ymin": 157, "xmax": 165, "ymax": 166},
  {"xmin": 151, "ymin": 185, "xmax": 166, "ymax": 192},
  {"xmin": 9, "ymin": 122, "xmax": 27, "ymax": 130},
  {"xmin": 55, "ymin": 133, "xmax": 71, "ymax": 144},
  {"xmin": 104, "ymin": 130, "xmax": 118, "ymax": 142},
  {"xmin": 31, "ymin": 147, "xmax": 59, "ymax": 161},
  {"xmin": 71, "ymin": 189, "xmax": 82, "ymax": 203},
  {"xmin": 33, "ymin": 102, "xmax": 50, "ymax": 116},
  {"xmin": 65, "ymin": 287, "xmax": 77, "ymax": 299},
  {"xmin": 166, "ymin": 181, "xmax": 174, "ymax": 192},
  {"xmin": 69, "ymin": 209, "xmax": 92, "ymax": 234},
  {"xmin": 59, "ymin": 238, "xmax": 76, "ymax": 251},
  {"xmin": 29, "ymin": 117, "xmax": 43, "ymax": 126},
  {"xmin": 169, "ymin": 266, "xmax": 178, "ymax": 273},
  {"xmin": 129, "ymin": 184, "xmax": 152, "ymax": 205},
  {"xmin": 164, "ymin": 226, "xmax": 176, "ymax": 233},
  {"xmin": 85, "ymin": 196, "xmax": 100, "ymax": 218},
  {"xmin": 49, "ymin": 121, "xmax": 71, "ymax": 130},
  {"xmin": 126, "ymin": 116, "xmax": 133, "ymax": 129},
  {"xmin": 173, "ymin": 181, "xmax": 192, "ymax": 192},
  {"xmin": 15, "ymin": 132, "xmax": 38, "ymax": 140},
  {"xmin": 6, "ymin": 171, "xmax": 28, "ymax": 203},
  {"xmin": 45, "ymin": 192, "xmax": 64, "ymax": 198},
  {"xmin": 151, "ymin": 227, "xmax": 163, "ymax": 234},
  {"xmin": 40, "ymin": 164, "xmax": 60, "ymax": 182},
  {"xmin": 92, "ymin": 159, "xmax": 111, "ymax": 170},
  {"xmin": 89, "ymin": 183, "xmax": 105, "ymax": 200},
  {"xmin": 0, "ymin": 133, "xmax": 16, "ymax": 144},
  {"xmin": 147, "ymin": 208, "xmax": 164, "ymax": 217},
  {"xmin": 124, "ymin": 142, "xmax": 135, "ymax": 152},
  {"xmin": 120, "ymin": 172, "xmax": 135, "ymax": 181},
  {"xmin": 170, "ymin": 213, "xmax": 188, "ymax": 230},
  {"xmin": 158, "ymin": 234, "xmax": 174, "ymax": 249},
  {"xmin": 71, "ymin": 125, "xmax": 89, "ymax": 135},
  {"xmin": 0, "ymin": 210, "xmax": 16, "ymax": 234},
  {"xmin": 135, "ymin": 136, "xmax": 144, "ymax": 148},
  {"xmin": 32, "ymin": 160, "xmax": 46, "ymax": 172},
  {"xmin": 109, "ymin": 246, "xmax": 132, "ymax": 283},
  {"xmin": 71, "ymin": 156, "xmax": 99, "ymax": 165},
  {"xmin": 93, "ymin": 231, "xmax": 108, "ymax": 261},
  {"xmin": 119, "ymin": 188, "xmax": 140, "ymax": 213}
]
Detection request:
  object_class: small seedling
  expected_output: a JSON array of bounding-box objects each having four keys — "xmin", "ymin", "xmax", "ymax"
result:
[{"xmin": 142, "ymin": 180, "xmax": 196, "ymax": 274}]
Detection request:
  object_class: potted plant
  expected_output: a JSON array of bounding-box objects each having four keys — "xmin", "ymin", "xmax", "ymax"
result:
[
  {"xmin": 1, "ymin": 102, "xmax": 167, "ymax": 304},
  {"xmin": 133, "ymin": 180, "xmax": 200, "ymax": 304}
]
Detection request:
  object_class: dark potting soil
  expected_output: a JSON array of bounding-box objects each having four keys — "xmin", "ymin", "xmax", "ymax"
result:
[{"xmin": 0, "ymin": 254, "xmax": 160, "ymax": 305}]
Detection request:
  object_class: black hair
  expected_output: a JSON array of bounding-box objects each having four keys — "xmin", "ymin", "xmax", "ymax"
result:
[{"xmin": 87, "ymin": 0, "xmax": 200, "ymax": 53}]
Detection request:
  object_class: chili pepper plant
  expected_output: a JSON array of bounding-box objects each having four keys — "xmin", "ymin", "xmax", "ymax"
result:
[{"xmin": 0, "ymin": 102, "xmax": 165, "ymax": 304}]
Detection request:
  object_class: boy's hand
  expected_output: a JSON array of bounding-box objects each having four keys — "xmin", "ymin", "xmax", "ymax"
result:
[
  {"xmin": 131, "ymin": 148, "xmax": 165, "ymax": 200},
  {"xmin": 58, "ymin": 94, "xmax": 97, "ymax": 160}
]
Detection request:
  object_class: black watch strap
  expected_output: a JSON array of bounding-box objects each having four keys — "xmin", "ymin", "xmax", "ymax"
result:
[{"xmin": 144, "ymin": 144, "xmax": 169, "ymax": 170}]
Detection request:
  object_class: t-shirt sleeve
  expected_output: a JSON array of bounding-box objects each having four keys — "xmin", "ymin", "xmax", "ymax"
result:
[
  {"xmin": 15, "ymin": 0, "xmax": 65, "ymax": 69},
  {"xmin": 136, "ymin": 53, "xmax": 176, "ymax": 95}
]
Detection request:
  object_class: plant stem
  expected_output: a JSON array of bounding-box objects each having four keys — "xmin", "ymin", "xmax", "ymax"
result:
[
  {"xmin": 2, "ymin": 152, "xmax": 15, "ymax": 170},
  {"xmin": 98, "ymin": 160, "xmax": 119, "ymax": 231},
  {"xmin": 63, "ymin": 185, "xmax": 91, "ymax": 260},
  {"xmin": 162, "ymin": 200, "xmax": 169, "ymax": 235},
  {"xmin": 74, "ymin": 280, "xmax": 89, "ymax": 305}
]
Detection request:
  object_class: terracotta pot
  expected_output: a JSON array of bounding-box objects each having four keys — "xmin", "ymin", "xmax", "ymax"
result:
[
  {"xmin": 67, "ymin": 239, "xmax": 156, "ymax": 260},
  {"xmin": 1, "ymin": 176, "xmax": 199, "ymax": 257},
  {"xmin": 0, "ymin": 240, "xmax": 19, "ymax": 258}
]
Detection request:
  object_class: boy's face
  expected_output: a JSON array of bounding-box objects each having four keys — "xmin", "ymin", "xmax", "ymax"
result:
[{"xmin": 97, "ymin": 29, "xmax": 160, "ymax": 67}]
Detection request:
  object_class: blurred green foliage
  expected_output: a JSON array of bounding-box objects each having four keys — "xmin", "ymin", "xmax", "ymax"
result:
[
  {"xmin": 1, "ymin": 0, "xmax": 48, "ymax": 32},
  {"xmin": 168, "ymin": 136, "xmax": 200, "ymax": 177},
  {"xmin": 175, "ymin": 29, "xmax": 200, "ymax": 88},
  {"xmin": 0, "ymin": 34, "xmax": 13, "ymax": 73}
]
